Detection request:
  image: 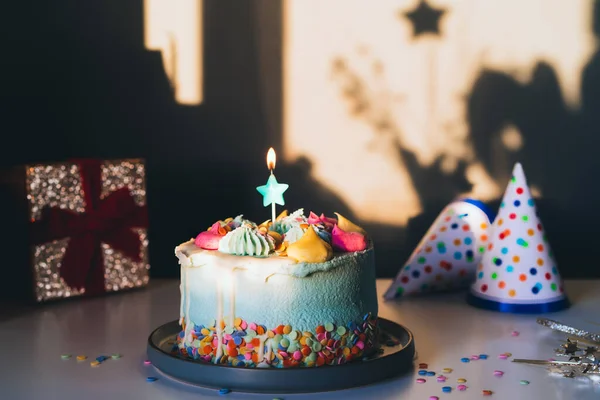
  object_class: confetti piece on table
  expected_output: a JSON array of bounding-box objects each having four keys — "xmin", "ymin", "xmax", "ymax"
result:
[
  {"xmin": 483, "ymin": 389, "xmax": 493, "ymax": 396},
  {"xmin": 458, "ymin": 384, "xmax": 467, "ymax": 391},
  {"xmin": 511, "ymin": 331, "xmax": 520, "ymax": 337},
  {"xmin": 144, "ymin": 360, "xmax": 152, "ymax": 365},
  {"xmin": 457, "ymin": 378, "xmax": 467, "ymax": 383},
  {"xmin": 111, "ymin": 353, "xmax": 122, "ymax": 359},
  {"xmin": 436, "ymin": 375, "xmax": 447, "ymax": 382},
  {"xmin": 442, "ymin": 368, "xmax": 453, "ymax": 373},
  {"xmin": 419, "ymin": 363, "xmax": 428, "ymax": 369},
  {"xmin": 479, "ymin": 354, "xmax": 489, "ymax": 359},
  {"xmin": 471, "ymin": 355, "xmax": 480, "ymax": 360},
  {"xmin": 442, "ymin": 386, "xmax": 452, "ymax": 393},
  {"xmin": 498, "ymin": 354, "xmax": 509, "ymax": 360},
  {"xmin": 429, "ymin": 397, "xmax": 439, "ymax": 400},
  {"xmin": 146, "ymin": 377, "xmax": 158, "ymax": 382},
  {"xmin": 416, "ymin": 378, "xmax": 427, "ymax": 383},
  {"xmin": 461, "ymin": 357, "xmax": 470, "ymax": 363},
  {"xmin": 418, "ymin": 370, "xmax": 428, "ymax": 375},
  {"xmin": 426, "ymin": 371, "xmax": 436, "ymax": 376},
  {"xmin": 90, "ymin": 361, "xmax": 100, "ymax": 367},
  {"xmin": 61, "ymin": 354, "xmax": 71, "ymax": 360},
  {"xmin": 76, "ymin": 355, "xmax": 87, "ymax": 361},
  {"xmin": 219, "ymin": 388, "xmax": 231, "ymax": 395},
  {"xmin": 520, "ymin": 380, "xmax": 530, "ymax": 385},
  {"xmin": 493, "ymin": 370, "xmax": 504, "ymax": 376}
]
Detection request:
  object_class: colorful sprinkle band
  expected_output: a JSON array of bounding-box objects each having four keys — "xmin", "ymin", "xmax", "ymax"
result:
[{"xmin": 176, "ymin": 313, "xmax": 378, "ymax": 368}]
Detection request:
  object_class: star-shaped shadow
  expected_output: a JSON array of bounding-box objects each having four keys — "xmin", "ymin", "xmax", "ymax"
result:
[{"xmin": 401, "ymin": 0, "xmax": 446, "ymax": 38}]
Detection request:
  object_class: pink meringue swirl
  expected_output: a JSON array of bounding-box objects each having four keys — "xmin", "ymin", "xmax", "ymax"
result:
[
  {"xmin": 331, "ymin": 224, "xmax": 368, "ymax": 252},
  {"xmin": 195, "ymin": 222, "xmax": 226, "ymax": 250}
]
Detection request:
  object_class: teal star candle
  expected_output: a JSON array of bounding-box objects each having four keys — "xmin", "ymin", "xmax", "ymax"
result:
[{"xmin": 256, "ymin": 148, "xmax": 289, "ymax": 223}]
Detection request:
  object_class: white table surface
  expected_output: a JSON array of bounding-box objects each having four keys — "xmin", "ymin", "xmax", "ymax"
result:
[{"xmin": 1, "ymin": 279, "xmax": 599, "ymax": 400}]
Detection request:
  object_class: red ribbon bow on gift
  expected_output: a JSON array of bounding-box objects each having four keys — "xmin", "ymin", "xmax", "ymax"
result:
[{"xmin": 30, "ymin": 160, "xmax": 148, "ymax": 295}]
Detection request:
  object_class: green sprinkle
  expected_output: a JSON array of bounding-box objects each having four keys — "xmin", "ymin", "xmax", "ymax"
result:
[
  {"xmin": 279, "ymin": 338, "xmax": 290, "ymax": 348},
  {"xmin": 491, "ymin": 272, "xmax": 498, "ymax": 280},
  {"xmin": 478, "ymin": 246, "xmax": 485, "ymax": 253},
  {"xmin": 520, "ymin": 380, "xmax": 530, "ymax": 385},
  {"xmin": 324, "ymin": 322, "xmax": 334, "ymax": 332},
  {"xmin": 337, "ymin": 326, "xmax": 347, "ymax": 336},
  {"xmin": 312, "ymin": 342, "xmax": 322, "ymax": 352},
  {"xmin": 111, "ymin": 353, "xmax": 122, "ymax": 359},
  {"xmin": 522, "ymin": 215, "xmax": 529, "ymax": 221},
  {"xmin": 61, "ymin": 354, "xmax": 72, "ymax": 360},
  {"xmin": 417, "ymin": 256, "xmax": 426, "ymax": 264},
  {"xmin": 551, "ymin": 283, "xmax": 557, "ymax": 291},
  {"xmin": 288, "ymin": 330, "xmax": 298, "ymax": 340},
  {"xmin": 305, "ymin": 337, "xmax": 313, "ymax": 347}
]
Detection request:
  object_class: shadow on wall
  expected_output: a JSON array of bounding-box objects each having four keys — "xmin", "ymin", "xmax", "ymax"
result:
[
  {"xmin": 466, "ymin": 1, "xmax": 600, "ymax": 279},
  {"xmin": 1, "ymin": 0, "xmax": 598, "ymax": 282},
  {"xmin": 327, "ymin": 1, "xmax": 600, "ymax": 278}
]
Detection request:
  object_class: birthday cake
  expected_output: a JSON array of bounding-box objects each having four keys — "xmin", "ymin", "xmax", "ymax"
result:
[{"xmin": 174, "ymin": 209, "xmax": 379, "ymax": 368}]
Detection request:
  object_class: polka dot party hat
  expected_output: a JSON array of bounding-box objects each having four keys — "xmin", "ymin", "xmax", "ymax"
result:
[
  {"xmin": 384, "ymin": 199, "xmax": 494, "ymax": 300},
  {"xmin": 467, "ymin": 163, "xmax": 569, "ymax": 313}
]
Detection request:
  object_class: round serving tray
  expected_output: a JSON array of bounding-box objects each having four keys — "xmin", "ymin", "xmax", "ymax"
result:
[{"xmin": 147, "ymin": 318, "xmax": 415, "ymax": 393}]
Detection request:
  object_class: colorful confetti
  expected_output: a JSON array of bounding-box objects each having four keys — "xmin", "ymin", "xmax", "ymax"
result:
[
  {"xmin": 60, "ymin": 354, "xmax": 71, "ymax": 360},
  {"xmin": 493, "ymin": 370, "xmax": 504, "ymax": 376},
  {"xmin": 520, "ymin": 380, "xmax": 530, "ymax": 385},
  {"xmin": 436, "ymin": 375, "xmax": 447, "ymax": 382},
  {"xmin": 482, "ymin": 389, "xmax": 493, "ymax": 396},
  {"xmin": 111, "ymin": 353, "xmax": 122, "ymax": 359},
  {"xmin": 426, "ymin": 371, "xmax": 436, "ymax": 376},
  {"xmin": 461, "ymin": 357, "xmax": 470, "ymax": 363},
  {"xmin": 442, "ymin": 386, "xmax": 452, "ymax": 393},
  {"xmin": 146, "ymin": 377, "xmax": 158, "ymax": 382},
  {"xmin": 76, "ymin": 355, "xmax": 87, "ymax": 361},
  {"xmin": 457, "ymin": 378, "xmax": 467, "ymax": 383},
  {"xmin": 458, "ymin": 384, "xmax": 468, "ymax": 391},
  {"xmin": 442, "ymin": 368, "xmax": 453, "ymax": 373},
  {"xmin": 144, "ymin": 360, "xmax": 152, "ymax": 365},
  {"xmin": 416, "ymin": 378, "xmax": 427, "ymax": 383},
  {"xmin": 511, "ymin": 331, "xmax": 520, "ymax": 337},
  {"xmin": 90, "ymin": 361, "xmax": 100, "ymax": 367},
  {"xmin": 418, "ymin": 370, "xmax": 428, "ymax": 376},
  {"xmin": 219, "ymin": 388, "xmax": 231, "ymax": 395},
  {"xmin": 419, "ymin": 363, "xmax": 429, "ymax": 369}
]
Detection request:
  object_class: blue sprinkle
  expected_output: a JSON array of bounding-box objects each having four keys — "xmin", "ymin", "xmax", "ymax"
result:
[
  {"xmin": 426, "ymin": 371, "xmax": 436, "ymax": 376},
  {"xmin": 501, "ymin": 247, "xmax": 508, "ymax": 254},
  {"xmin": 530, "ymin": 268, "xmax": 537, "ymax": 275},
  {"xmin": 451, "ymin": 223, "xmax": 458, "ymax": 229},
  {"xmin": 514, "ymin": 200, "xmax": 521, "ymax": 207},
  {"xmin": 478, "ymin": 272, "xmax": 484, "ymax": 279},
  {"xmin": 146, "ymin": 377, "xmax": 158, "ymax": 382},
  {"xmin": 494, "ymin": 258, "xmax": 502, "ymax": 266},
  {"xmin": 404, "ymin": 265, "xmax": 411, "ymax": 270},
  {"xmin": 464, "ymin": 237, "xmax": 472, "ymax": 245},
  {"xmin": 219, "ymin": 388, "xmax": 231, "ymax": 395},
  {"xmin": 479, "ymin": 354, "xmax": 488, "ymax": 359},
  {"xmin": 461, "ymin": 357, "xmax": 470, "ymax": 363},
  {"xmin": 178, "ymin": 331, "xmax": 185, "ymax": 338},
  {"xmin": 418, "ymin": 370, "xmax": 428, "ymax": 375},
  {"xmin": 233, "ymin": 336, "xmax": 243, "ymax": 346},
  {"xmin": 442, "ymin": 386, "xmax": 452, "ymax": 393},
  {"xmin": 411, "ymin": 270, "xmax": 421, "ymax": 278},
  {"xmin": 453, "ymin": 251, "xmax": 462, "ymax": 260},
  {"xmin": 506, "ymin": 266, "xmax": 514, "ymax": 272}
]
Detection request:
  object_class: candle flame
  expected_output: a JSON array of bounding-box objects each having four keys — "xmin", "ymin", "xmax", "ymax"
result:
[{"xmin": 267, "ymin": 147, "xmax": 276, "ymax": 170}]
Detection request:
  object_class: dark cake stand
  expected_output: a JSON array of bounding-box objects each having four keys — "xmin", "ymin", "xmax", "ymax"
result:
[{"xmin": 146, "ymin": 318, "xmax": 415, "ymax": 393}]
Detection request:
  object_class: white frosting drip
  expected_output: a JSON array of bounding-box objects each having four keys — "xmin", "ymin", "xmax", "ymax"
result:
[{"xmin": 214, "ymin": 278, "xmax": 224, "ymax": 363}]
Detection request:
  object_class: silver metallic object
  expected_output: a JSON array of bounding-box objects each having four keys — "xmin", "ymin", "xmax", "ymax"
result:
[{"xmin": 513, "ymin": 320, "xmax": 600, "ymax": 379}]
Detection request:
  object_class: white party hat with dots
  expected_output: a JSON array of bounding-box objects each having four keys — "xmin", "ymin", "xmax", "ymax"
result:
[
  {"xmin": 467, "ymin": 163, "xmax": 569, "ymax": 313},
  {"xmin": 384, "ymin": 199, "xmax": 494, "ymax": 300}
]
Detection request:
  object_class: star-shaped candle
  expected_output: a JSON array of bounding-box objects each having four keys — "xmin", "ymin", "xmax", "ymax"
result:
[{"xmin": 256, "ymin": 147, "xmax": 289, "ymax": 223}]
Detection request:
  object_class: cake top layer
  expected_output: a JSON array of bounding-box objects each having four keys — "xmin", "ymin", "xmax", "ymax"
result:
[{"xmin": 191, "ymin": 209, "xmax": 369, "ymax": 263}]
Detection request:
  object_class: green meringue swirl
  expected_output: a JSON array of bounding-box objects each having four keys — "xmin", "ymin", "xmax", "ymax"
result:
[{"xmin": 218, "ymin": 226, "xmax": 274, "ymax": 257}]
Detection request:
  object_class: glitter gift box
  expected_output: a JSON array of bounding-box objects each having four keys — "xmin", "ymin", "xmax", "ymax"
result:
[{"xmin": 0, "ymin": 159, "xmax": 149, "ymax": 303}]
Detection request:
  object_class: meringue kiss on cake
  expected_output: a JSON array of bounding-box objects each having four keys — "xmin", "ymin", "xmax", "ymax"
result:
[{"xmin": 175, "ymin": 210, "xmax": 379, "ymax": 368}]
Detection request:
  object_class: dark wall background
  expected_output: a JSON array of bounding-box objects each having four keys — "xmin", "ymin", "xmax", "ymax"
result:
[{"xmin": 1, "ymin": 0, "xmax": 599, "ymax": 281}]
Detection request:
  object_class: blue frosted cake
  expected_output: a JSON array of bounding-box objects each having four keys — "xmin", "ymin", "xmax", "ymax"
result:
[{"xmin": 174, "ymin": 209, "xmax": 379, "ymax": 368}]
